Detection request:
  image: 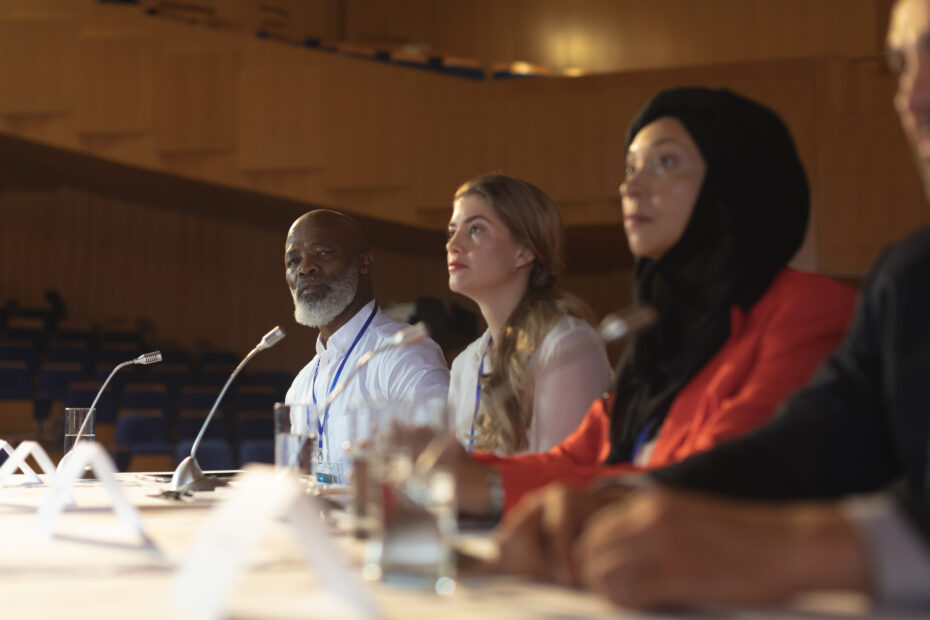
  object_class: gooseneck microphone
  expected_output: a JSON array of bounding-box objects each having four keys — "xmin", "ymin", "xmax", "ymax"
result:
[
  {"xmin": 598, "ymin": 306, "xmax": 658, "ymax": 343},
  {"xmin": 168, "ymin": 326, "xmax": 285, "ymax": 492},
  {"xmin": 57, "ymin": 351, "xmax": 163, "ymax": 473},
  {"xmin": 598, "ymin": 306, "xmax": 658, "ymax": 380}
]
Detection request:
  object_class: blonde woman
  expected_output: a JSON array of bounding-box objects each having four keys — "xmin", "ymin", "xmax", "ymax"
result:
[{"xmin": 446, "ymin": 174, "xmax": 611, "ymax": 455}]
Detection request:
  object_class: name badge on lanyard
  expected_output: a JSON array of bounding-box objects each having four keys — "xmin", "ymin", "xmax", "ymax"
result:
[
  {"xmin": 468, "ymin": 336, "xmax": 492, "ymax": 453},
  {"xmin": 311, "ymin": 304, "xmax": 378, "ymax": 482}
]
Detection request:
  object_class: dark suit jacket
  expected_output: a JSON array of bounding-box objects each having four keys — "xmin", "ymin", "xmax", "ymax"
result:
[{"xmin": 651, "ymin": 226, "xmax": 930, "ymax": 543}]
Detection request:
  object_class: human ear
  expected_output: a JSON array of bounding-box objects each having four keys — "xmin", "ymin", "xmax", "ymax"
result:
[
  {"xmin": 358, "ymin": 249, "xmax": 374, "ymax": 275},
  {"xmin": 515, "ymin": 246, "xmax": 535, "ymax": 269}
]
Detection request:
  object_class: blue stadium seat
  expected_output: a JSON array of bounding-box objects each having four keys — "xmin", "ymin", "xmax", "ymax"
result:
[
  {"xmin": 115, "ymin": 408, "xmax": 169, "ymax": 447},
  {"xmin": 235, "ymin": 409, "xmax": 274, "ymax": 441},
  {"xmin": 176, "ymin": 438, "xmax": 234, "ymax": 471},
  {"xmin": 96, "ymin": 342, "xmax": 140, "ymax": 366},
  {"xmin": 178, "ymin": 385, "xmax": 221, "ymax": 411},
  {"xmin": 232, "ymin": 384, "xmax": 277, "ymax": 415},
  {"xmin": 4, "ymin": 317, "xmax": 47, "ymax": 351},
  {"xmin": 54, "ymin": 321, "xmax": 95, "ymax": 348},
  {"xmin": 151, "ymin": 363, "xmax": 191, "ymax": 403},
  {"xmin": 37, "ymin": 362, "xmax": 84, "ymax": 403},
  {"xmin": 200, "ymin": 364, "xmax": 236, "ymax": 388},
  {"xmin": 157, "ymin": 348, "xmax": 192, "ymax": 365},
  {"xmin": 0, "ymin": 361, "xmax": 32, "ymax": 399},
  {"xmin": 238, "ymin": 438, "xmax": 274, "ymax": 467},
  {"xmin": 176, "ymin": 409, "xmax": 227, "ymax": 441},
  {"xmin": 0, "ymin": 361, "xmax": 36, "ymax": 435},
  {"xmin": 64, "ymin": 381, "xmax": 118, "ymax": 423},
  {"xmin": 0, "ymin": 339, "xmax": 39, "ymax": 373},
  {"xmin": 122, "ymin": 382, "xmax": 171, "ymax": 422},
  {"xmin": 45, "ymin": 340, "xmax": 93, "ymax": 373}
]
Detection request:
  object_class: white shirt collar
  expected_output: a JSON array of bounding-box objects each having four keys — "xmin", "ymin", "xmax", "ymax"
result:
[
  {"xmin": 315, "ymin": 300, "xmax": 378, "ymax": 356},
  {"xmin": 473, "ymin": 329, "xmax": 493, "ymax": 361}
]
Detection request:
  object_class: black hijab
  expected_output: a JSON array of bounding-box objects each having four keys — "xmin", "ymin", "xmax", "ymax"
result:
[{"xmin": 604, "ymin": 87, "xmax": 810, "ymax": 464}]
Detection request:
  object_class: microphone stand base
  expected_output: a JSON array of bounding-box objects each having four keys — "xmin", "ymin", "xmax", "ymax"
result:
[{"xmin": 167, "ymin": 456, "xmax": 229, "ymax": 493}]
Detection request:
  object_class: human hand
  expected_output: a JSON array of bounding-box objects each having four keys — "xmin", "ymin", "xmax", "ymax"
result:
[
  {"xmin": 492, "ymin": 483, "xmax": 632, "ymax": 586},
  {"xmin": 576, "ymin": 489, "xmax": 872, "ymax": 610}
]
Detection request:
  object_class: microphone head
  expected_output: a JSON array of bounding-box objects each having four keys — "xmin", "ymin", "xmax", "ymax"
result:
[
  {"xmin": 135, "ymin": 351, "xmax": 163, "ymax": 365},
  {"xmin": 598, "ymin": 306, "xmax": 658, "ymax": 343},
  {"xmin": 258, "ymin": 326, "xmax": 286, "ymax": 350},
  {"xmin": 390, "ymin": 322, "xmax": 429, "ymax": 346}
]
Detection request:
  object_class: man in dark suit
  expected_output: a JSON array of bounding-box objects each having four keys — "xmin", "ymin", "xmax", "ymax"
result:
[{"xmin": 492, "ymin": 0, "xmax": 930, "ymax": 610}]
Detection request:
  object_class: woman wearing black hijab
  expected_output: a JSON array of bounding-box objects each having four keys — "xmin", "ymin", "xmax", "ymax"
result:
[{"xmin": 454, "ymin": 87, "xmax": 858, "ymax": 518}]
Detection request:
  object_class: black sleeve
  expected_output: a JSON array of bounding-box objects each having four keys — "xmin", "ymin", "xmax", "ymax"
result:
[{"xmin": 650, "ymin": 248, "xmax": 899, "ymax": 500}]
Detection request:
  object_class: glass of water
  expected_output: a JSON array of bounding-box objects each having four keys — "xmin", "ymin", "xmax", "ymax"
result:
[
  {"xmin": 363, "ymin": 399, "xmax": 458, "ymax": 594},
  {"xmin": 273, "ymin": 403, "xmax": 315, "ymax": 476},
  {"xmin": 63, "ymin": 407, "xmax": 95, "ymax": 454}
]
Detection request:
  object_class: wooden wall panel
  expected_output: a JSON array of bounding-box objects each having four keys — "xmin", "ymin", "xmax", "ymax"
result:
[
  {"xmin": 814, "ymin": 59, "xmax": 929, "ymax": 273},
  {"xmin": 75, "ymin": 34, "xmax": 152, "ymax": 134},
  {"xmin": 0, "ymin": 15, "xmax": 76, "ymax": 114},
  {"xmin": 0, "ymin": 0, "xmax": 922, "ymax": 276},
  {"xmin": 494, "ymin": 79, "xmax": 608, "ymax": 205},
  {"xmin": 346, "ymin": 0, "xmax": 882, "ymax": 74},
  {"xmin": 321, "ymin": 54, "xmax": 418, "ymax": 189},
  {"xmin": 406, "ymin": 74, "xmax": 508, "ymax": 223},
  {"xmin": 154, "ymin": 49, "xmax": 240, "ymax": 152},
  {"xmin": 236, "ymin": 40, "xmax": 325, "ymax": 171},
  {"xmin": 0, "ymin": 188, "xmax": 300, "ymax": 371}
]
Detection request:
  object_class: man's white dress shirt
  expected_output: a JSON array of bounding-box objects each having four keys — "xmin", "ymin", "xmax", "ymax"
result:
[
  {"xmin": 286, "ymin": 301, "xmax": 449, "ymax": 483},
  {"xmin": 448, "ymin": 315, "xmax": 610, "ymax": 455}
]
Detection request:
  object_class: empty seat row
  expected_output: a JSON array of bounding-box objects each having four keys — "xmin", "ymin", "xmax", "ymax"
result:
[{"xmin": 122, "ymin": 438, "xmax": 275, "ymax": 472}]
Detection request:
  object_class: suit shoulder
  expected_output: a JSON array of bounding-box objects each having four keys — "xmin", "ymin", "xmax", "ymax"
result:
[{"xmin": 871, "ymin": 225, "xmax": 930, "ymax": 283}]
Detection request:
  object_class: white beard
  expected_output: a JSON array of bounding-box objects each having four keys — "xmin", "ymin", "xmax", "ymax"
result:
[{"xmin": 292, "ymin": 264, "xmax": 359, "ymax": 327}]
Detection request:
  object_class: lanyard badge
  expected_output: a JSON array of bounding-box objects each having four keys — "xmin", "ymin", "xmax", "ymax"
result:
[{"xmin": 311, "ymin": 304, "xmax": 378, "ymax": 468}]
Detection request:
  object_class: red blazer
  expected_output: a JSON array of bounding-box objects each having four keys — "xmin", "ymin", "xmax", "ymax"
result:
[{"xmin": 474, "ymin": 269, "xmax": 858, "ymax": 514}]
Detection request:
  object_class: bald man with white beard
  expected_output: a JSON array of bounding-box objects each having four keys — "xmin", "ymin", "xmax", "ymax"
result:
[{"xmin": 284, "ymin": 210, "xmax": 449, "ymax": 484}]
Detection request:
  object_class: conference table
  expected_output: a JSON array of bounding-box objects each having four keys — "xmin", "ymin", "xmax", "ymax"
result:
[{"xmin": 0, "ymin": 470, "xmax": 882, "ymax": 619}]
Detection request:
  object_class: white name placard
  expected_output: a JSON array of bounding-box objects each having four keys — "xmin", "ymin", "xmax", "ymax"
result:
[
  {"xmin": 35, "ymin": 442, "xmax": 149, "ymax": 545},
  {"xmin": 0, "ymin": 439, "xmax": 56, "ymax": 487},
  {"xmin": 173, "ymin": 465, "xmax": 378, "ymax": 620}
]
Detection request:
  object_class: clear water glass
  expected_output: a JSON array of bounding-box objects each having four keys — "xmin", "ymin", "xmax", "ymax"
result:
[
  {"xmin": 273, "ymin": 403, "xmax": 315, "ymax": 476},
  {"xmin": 63, "ymin": 407, "xmax": 95, "ymax": 454}
]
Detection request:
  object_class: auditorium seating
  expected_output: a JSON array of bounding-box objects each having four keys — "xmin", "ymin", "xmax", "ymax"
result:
[
  {"xmin": 238, "ymin": 438, "xmax": 274, "ymax": 467},
  {"xmin": 175, "ymin": 438, "xmax": 235, "ymax": 471},
  {"xmin": 121, "ymin": 0, "xmax": 553, "ymax": 83},
  {"xmin": 177, "ymin": 409, "xmax": 227, "ymax": 441}
]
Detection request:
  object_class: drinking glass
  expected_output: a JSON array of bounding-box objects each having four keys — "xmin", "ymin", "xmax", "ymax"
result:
[
  {"xmin": 363, "ymin": 398, "xmax": 458, "ymax": 595},
  {"xmin": 63, "ymin": 407, "xmax": 95, "ymax": 454},
  {"xmin": 273, "ymin": 403, "xmax": 315, "ymax": 476}
]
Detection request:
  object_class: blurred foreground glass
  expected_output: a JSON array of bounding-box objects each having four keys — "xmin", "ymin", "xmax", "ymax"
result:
[
  {"xmin": 362, "ymin": 399, "xmax": 457, "ymax": 595},
  {"xmin": 273, "ymin": 403, "xmax": 315, "ymax": 476},
  {"xmin": 64, "ymin": 407, "xmax": 95, "ymax": 454}
]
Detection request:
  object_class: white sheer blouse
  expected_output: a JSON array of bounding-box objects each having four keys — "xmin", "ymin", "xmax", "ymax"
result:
[{"xmin": 448, "ymin": 315, "xmax": 611, "ymax": 455}]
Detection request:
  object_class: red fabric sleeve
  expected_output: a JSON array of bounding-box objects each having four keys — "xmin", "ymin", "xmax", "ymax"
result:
[
  {"xmin": 648, "ymin": 274, "xmax": 857, "ymax": 467},
  {"xmin": 473, "ymin": 397, "xmax": 616, "ymax": 513}
]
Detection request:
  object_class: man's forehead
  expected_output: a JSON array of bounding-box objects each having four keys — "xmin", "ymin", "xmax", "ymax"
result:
[
  {"xmin": 286, "ymin": 218, "xmax": 354, "ymax": 250},
  {"xmin": 889, "ymin": 0, "xmax": 930, "ymax": 48}
]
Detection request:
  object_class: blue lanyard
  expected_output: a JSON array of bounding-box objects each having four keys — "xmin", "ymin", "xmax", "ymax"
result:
[
  {"xmin": 631, "ymin": 417, "xmax": 659, "ymax": 462},
  {"xmin": 468, "ymin": 338, "xmax": 491, "ymax": 453},
  {"xmin": 312, "ymin": 304, "xmax": 378, "ymax": 453}
]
